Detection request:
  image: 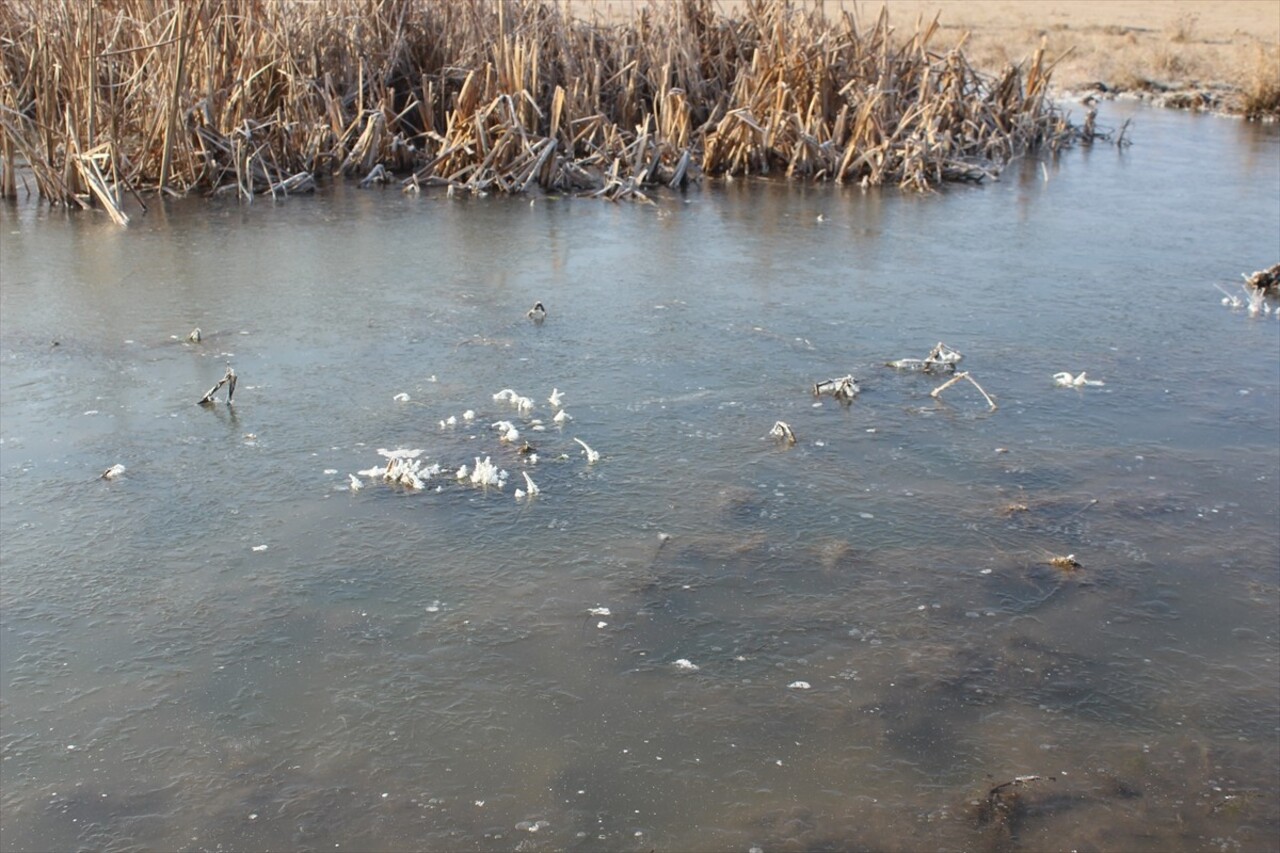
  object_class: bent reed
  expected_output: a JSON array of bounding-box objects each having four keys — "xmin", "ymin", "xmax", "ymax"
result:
[{"xmin": 1, "ymin": 0, "xmax": 1083, "ymax": 212}]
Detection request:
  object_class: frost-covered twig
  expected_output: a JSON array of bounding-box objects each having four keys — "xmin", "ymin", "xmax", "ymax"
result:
[
  {"xmin": 515, "ymin": 471, "xmax": 540, "ymax": 499},
  {"xmin": 813, "ymin": 374, "xmax": 860, "ymax": 402},
  {"xmin": 887, "ymin": 341, "xmax": 963, "ymax": 373},
  {"xmin": 574, "ymin": 437, "xmax": 600, "ymax": 463},
  {"xmin": 769, "ymin": 421, "xmax": 797, "ymax": 445},
  {"xmin": 924, "ymin": 342, "xmax": 963, "ymax": 371}
]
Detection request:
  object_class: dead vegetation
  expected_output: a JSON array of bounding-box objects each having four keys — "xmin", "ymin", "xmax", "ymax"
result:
[
  {"xmin": 0, "ymin": 0, "xmax": 1083, "ymax": 215},
  {"xmin": 1245, "ymin": 263, "xmax": 1280, "ymax": 296},
  {"xmin": 1238, "ymin": 47, "xmax": 1280, "ymax": 120}
]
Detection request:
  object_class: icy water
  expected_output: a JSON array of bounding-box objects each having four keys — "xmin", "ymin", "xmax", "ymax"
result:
[{"xmin": 1, "ymin": 103, "xmax": 1277, "ymax": 853}]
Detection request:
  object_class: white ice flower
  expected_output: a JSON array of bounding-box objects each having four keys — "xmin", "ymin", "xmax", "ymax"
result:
[
  {"xmin": 470, "ymin": 456, "xmax": 504, "ymax": 487},
  {"xmin": 1053, "ymin": 372, "xmax": 1105, "ymax": 388},
  {"xmin": 491, "ymin": 420, "xmax": 519, "ymax": 443}
]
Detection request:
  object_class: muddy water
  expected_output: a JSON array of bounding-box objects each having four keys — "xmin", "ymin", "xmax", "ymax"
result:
[{"xmin": 2, "ymin": 102, "xmax": 1277, "ymax": 852}]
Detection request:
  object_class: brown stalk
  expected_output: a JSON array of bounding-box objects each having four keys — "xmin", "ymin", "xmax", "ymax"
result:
[{"xmin": 0, "ymin": 0, "xmax": 1086, "ymax": 217}]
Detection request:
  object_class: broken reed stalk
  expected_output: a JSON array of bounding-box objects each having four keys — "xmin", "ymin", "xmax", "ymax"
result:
[
  {"xmin": 198, "ymin": 366, "xmax": 236, "ymax": 405},
  {"xmin": 931, "ymin": 371, "xmax": 998, "ymax": 411},
  {"xmin": 159, "ymin": 2, "xmax": 190, "ymax": 192},
  {"xmin": 1, "ymin": 0, "xmax": 1085, "ymax": 215}
]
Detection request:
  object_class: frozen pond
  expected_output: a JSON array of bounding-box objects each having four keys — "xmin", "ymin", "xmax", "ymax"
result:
[{"xmin": 1, "ymin": 102, "xmax": 1277, "ymax": 852}]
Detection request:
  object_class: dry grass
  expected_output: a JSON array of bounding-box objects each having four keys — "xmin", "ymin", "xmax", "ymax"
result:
[
  {"xmin": 868, "ymin": 0, "xmax": 1280, "ymax": 117},
  {"xmin": 1238, "ymin": 45, "xmax": 1280, "ymax": 119},
  {"xmin": 0, "ymin": 0, "xmax": 1085, "ymax": 212}
]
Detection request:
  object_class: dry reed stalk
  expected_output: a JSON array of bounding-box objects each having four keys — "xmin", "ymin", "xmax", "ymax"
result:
[
  {"xmin": 159, "ymin": 2, "xmax": 189, "ymax": 191},
  {"xmin": 0, "ymin": 0, "xmax": 1085, "ymax": 218},
  {"xmin": 75, "ymin": 148, "xmax": 129, "ymax": 226}
]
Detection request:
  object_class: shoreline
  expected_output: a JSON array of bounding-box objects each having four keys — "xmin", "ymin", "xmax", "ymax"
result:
[{"xmin": 842, "ymin": 1, "xmax": 1278, "ymax": 116}]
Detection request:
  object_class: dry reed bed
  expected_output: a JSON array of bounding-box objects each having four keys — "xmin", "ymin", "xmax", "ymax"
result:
[{"xmin": 0, "ymin": 0, "xmax": 1083, "ymax": 217}]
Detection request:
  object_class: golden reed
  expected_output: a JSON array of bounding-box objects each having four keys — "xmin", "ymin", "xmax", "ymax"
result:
[{"xmin": 0, "ymin": 0, "xmax": 1079, "ymax": 211}]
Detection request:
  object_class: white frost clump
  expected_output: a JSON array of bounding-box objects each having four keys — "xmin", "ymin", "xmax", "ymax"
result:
[
  {"xmin": 367, "ymin": 448, "xmax": 436, "ymax": 490},
  {"xmin": 768, "ymin": 420, "xmax": 797, "ymax": 444},
  {"xmin": 491, "ymin": 421, "xmax": 519, "ymax": 443},
  {"xmin": 1216, "ymin": 282, "xmax": 1274, "ymax": 316},
  {"xmin": 493, "ymin": 389, "xmax": 534, "ymax": 413},
  {"xmin": 384, "ymin": 458, "xmax": 424, "ymax": 489},
  {"xmin": 469, "ymin": 456, "xmax": 507, "ymax": 488},
  {"xmin": 1053, "ymin": 372, "xmax": 1105, "ymax": 388},
  {"xmin": 1245, "ymin": 287, "xmax": 1269, "ymax": 317}
]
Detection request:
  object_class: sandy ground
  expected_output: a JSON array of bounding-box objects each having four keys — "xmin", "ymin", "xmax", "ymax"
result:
[
  {"xmin": 576, "ymin": 1, "xmax": 1279, "ymax": 109},
  {"xmin": 870, "ymin": 1, "xmax": 1279, "ymax": 93}
]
